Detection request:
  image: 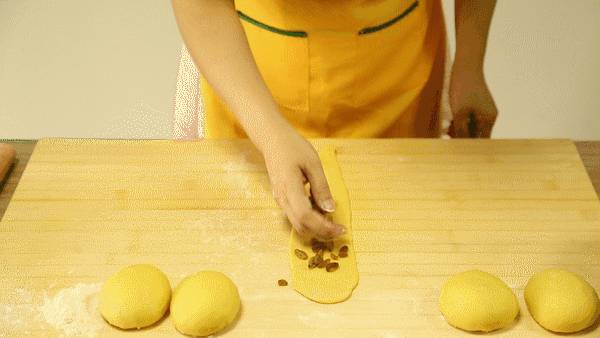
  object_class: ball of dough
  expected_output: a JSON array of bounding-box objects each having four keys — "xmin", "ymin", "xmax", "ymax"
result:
[
  {"xmin": 100, "ymin": 264, "xmax": 171, "ymax": 329},
  {"xmin": 439, "ymin": 270, "xmax": 519, "ymax": 332},
  {"xmin": 171, "ymin": 271, "xmax": 241, "ymax": 336},
  {"xmin": 525, "ymin": 268, "xmax": 599, "ymax": 333}
]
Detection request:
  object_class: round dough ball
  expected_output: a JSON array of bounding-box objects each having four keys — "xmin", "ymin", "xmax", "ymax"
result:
[
  {"xmin": 525, "ymin": 268, "xmax": 599, "ymax": 333},
  {"xmin": 439, "ymin": 270, "xmax": 519, "ymax": 332},
  {"xmin": 171, "ymin": 271, "xmax": 241, "ymax": 336},
  {"xmin": 100, "ymin": 264, "xmax": 171, "ymax": 329}
]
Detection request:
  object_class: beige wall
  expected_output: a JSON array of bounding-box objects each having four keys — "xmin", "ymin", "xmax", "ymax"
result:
[
  {"xmin": 0, "ymin": 0, "xmax": 181, "ymax": 139},
  {"xmin": 1, "ymin": 0, "xmax": 599, "ymax": 139},
  {"xmin": 442, "ymin": 0, "xmax": 600, "ymax": 139}
]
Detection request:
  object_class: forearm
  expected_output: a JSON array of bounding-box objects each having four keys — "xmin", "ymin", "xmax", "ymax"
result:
[
  {"xmin": 171, "ymin": 0, "xmax": 289, "ymax": 152},
  {"xmin": 454, "ymin": 0, "xmax": 496, "ymax": 73}
]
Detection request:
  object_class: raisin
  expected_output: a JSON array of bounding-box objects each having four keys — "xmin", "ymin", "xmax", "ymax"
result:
[
  {"xmin": 308, "ymin": 256, "xmax": 318, "ymax": 269},
  {"xmin": 294, "ymin": 249, "xmax": 308, "ymax": 260},
  {"xmin": 318, "ymin": 258, "xmax": 330, "ymax": 269},
  {"xmin": 326, "ymin": 262, "xmax": 339, "ymax": 272},
  {"xmin": 278, "ymin": 279, "xmax": 288, "ymax": 286},
  {"xmin": 339, "ymin": 245, "xmax": 349, "ymax": 258},
  {"xmin": 313, "ymin": 253, "xmax": 323, "ymax": 265}
]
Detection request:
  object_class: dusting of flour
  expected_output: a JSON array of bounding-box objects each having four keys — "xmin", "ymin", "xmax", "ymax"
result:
[
  {"xmin": 297, "ymin": 310, "xmax": 345, "ymax": 329},
  {"xmin": 38, "ymin": 283, "xmax": 103, "ymax": 337},
  {"xmin": 0, "ymin": 288, "xmax": 37, "ymax": 336},
  {"xmin": 0, "ymin": 283, "xmax": 103, "ymax": 337},
  {"xmin": 223, "ymin": 160, "xmax": 253, "ymax": 198}
]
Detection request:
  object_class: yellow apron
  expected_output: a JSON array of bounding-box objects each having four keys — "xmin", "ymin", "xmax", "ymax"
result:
[{"xmin": 202, "ymin": 0, "xmax": 446, "ymax": 138}]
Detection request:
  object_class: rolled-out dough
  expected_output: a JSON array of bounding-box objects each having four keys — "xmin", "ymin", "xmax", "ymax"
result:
[
  {"xmin": 439, "ymin": 270, "xmax": 519, "ymax": 332},
  {"xmin": 100, "ymin": 264, "xmax": 171, "ymax": 329},
  {"xmin": 170, "ymin": 271, "xmax": 241, "ymax": 336},
  {"xmin": 290, "ymin": 145, "xmax": 359, "ymax": 304},
  {"xmin": 525, "ymin": 268, "xmax": 599, "ymax": 333}
]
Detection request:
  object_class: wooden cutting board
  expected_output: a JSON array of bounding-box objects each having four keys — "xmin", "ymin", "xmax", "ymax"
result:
[
  {"xmin": 0, "ymin": 143, "xmax": 16, "ymax": 186},
  {"xmin": 1, "ymin": 138, "xmax": 599, "ymax": 337}
]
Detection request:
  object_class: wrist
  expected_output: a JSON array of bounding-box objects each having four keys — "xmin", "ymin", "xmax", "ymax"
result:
[
  {"xmin": 452, "ymin": 59, "xmax": 485, "ymax": 82},
  {"xmin": 452, "ymin": 55, "xmax": 484, "ymax": 77},
  {"xmin": 249, "ymin": 113, "xmax": 293, "ymax": 156}
]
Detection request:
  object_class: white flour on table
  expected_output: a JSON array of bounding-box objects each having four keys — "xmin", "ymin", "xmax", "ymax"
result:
[
  {"xmin": 0, "ymin": 283, "xmax": 103, "ymax": 338},
  {"xmin": 223, "ymin": 160, "xmax": 253, "ymax": 198},
  {"xmin": 39, "ymin": 283, "xmax": 103, "ymax": 337},
  {"xmin": 297, "ymin": 310, "xmax": 345, "ymax": 328},
  {"xmin": 0, "ymin": 288, "xmax": 37, "ymax": 336}
]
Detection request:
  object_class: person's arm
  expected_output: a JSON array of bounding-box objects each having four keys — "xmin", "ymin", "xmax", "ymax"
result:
[
  {"xmin": 449, "ymin": 0, "xmax": 498, "ymax": 138},
  {"xmin": 171, "ymin": 0, "xmax": 344, "ymax": 239},
  {"xmin": 171, "ymin": 0, "xmax": 282, "ymax": 149}
]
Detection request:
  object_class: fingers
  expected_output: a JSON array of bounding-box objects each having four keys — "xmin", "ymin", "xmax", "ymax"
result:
[
  {"xmin": 471, "ymin": 110, "xmax": 496, "ymax": 138},
  {"xmin": 272, "ymin": 167, "xmax": 343, "ymax": 240},
  {"xmin": 302, "ymin": 157, "xmax": 335, "ymax": 213},
  {"xmin": 271, "ymin": 170, "xmax": 343, "ymax": 240},
  {"xmin": 287, "ymin": 176, "xmax": 344, "ymax": 240},
  {"xmin": 477, "ymin": 111, "xmax": 496, "ymax": 138},
  {"xmin": 449, "ymin": 110, "xmax": 471, "ymax": 138},
  {"xmin": 450, "ymin": 109, "xmax": 496, "ymax": 138},
  {"xmin": 272, "ymin": 182, "xmax": 310, "ymax": 238}
]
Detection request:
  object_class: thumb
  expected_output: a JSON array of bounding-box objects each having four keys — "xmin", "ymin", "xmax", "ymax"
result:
[{"xmin": 303, "ymin": 160, "xmax": 336, "ymax": 213}]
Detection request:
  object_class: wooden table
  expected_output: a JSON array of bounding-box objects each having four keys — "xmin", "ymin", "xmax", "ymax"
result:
[
  {"xmin": 0, "ymin": 139, "xmax": 599, "ymax": 337},
  {"xmin": 4, "ymin": 140, "xmax": 599, "ymax": 218}
]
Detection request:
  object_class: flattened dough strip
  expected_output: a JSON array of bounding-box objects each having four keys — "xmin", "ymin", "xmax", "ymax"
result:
[{"xmin": 290, "ymin": 145, "xmax": 359, "ymax": 303}]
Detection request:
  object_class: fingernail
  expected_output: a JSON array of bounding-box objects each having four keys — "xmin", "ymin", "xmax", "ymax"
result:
[
  {"xmin": 335, "ymin": 226, "xmax": 346, "ymax": 236},
  {"xmin": 320, "ymin": 199, "xmax": 335, "ymax": 212}
]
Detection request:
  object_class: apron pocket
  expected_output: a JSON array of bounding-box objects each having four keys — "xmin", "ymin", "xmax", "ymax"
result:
[
  {"xmin": 238, "ymin": 11, "xmax": 310, "ymax": 112},
  {"xmin": 358, "ymin": 1, "xmax": 420, "ymax": 35},
  {"xmin": 352, "ymin": 0, "xmax": 427, "ymax": 108}
]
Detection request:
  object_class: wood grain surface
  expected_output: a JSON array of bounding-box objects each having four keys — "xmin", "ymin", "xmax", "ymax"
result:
[
  {"xmin": 0, "ymin": 138, "xmax": 599, "ymax": 337},
  {"xmin": 2, "ymin": 141, "xmax": 599, "ymax": 221}
]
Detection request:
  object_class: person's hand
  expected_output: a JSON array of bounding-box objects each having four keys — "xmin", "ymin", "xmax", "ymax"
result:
[
  {"xmin": 262, "ymin": 125, "xmax": 345, "ymax": 240},
  {"xmin": 448, "ymin": 66, "xmax": 498, "ymax": 138}
]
